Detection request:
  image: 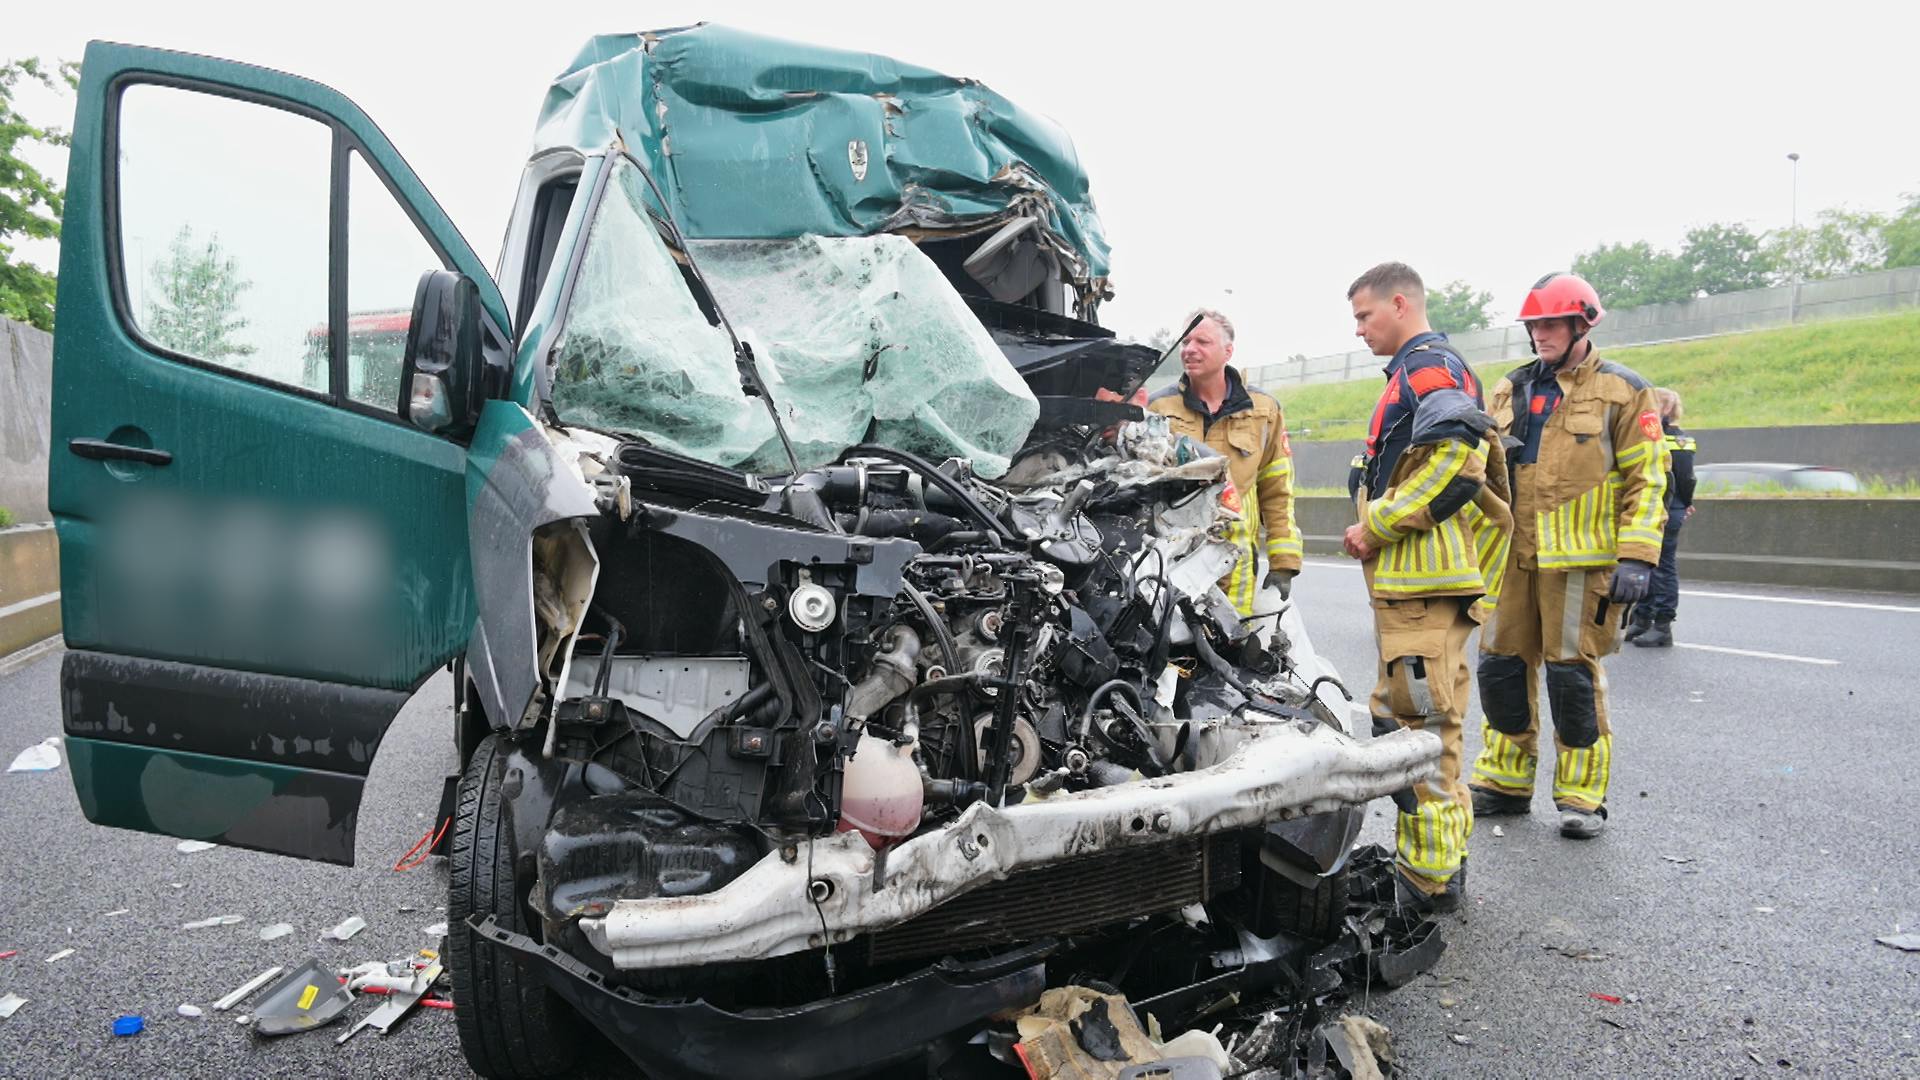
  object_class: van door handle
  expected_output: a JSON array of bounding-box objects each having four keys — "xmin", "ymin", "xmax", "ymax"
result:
[{"xmin": 68, "ymin": 438, "xmax": 173, "ymax": 467}]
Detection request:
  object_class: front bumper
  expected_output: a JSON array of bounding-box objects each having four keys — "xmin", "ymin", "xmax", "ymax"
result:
[{"xmin": 580, "ymin": 721, "xmax": 1440, "ymax": 969}]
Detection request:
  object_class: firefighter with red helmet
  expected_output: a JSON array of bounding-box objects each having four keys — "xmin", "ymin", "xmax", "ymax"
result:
[{"xmin": 1467, "ymin": 273, "xmax": 1668, "ymax": 839}]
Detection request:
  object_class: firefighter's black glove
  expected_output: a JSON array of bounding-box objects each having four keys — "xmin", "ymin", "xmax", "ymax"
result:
[
  {"xmin": 1608, "ymin": 559, "xmax": 1653, "ymax": 603},
  {"xmin": 1264, "ymin": 571, "xmax": 1295, "ymax": 602}
]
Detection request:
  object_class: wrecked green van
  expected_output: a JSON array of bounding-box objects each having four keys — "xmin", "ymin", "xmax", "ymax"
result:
[{"xmin": 49, "ymin": 25, "xmax": 1437, "ymax": 1078}]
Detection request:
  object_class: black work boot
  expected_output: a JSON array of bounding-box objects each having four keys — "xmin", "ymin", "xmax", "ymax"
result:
[
  {"xmin": 1633, "ymin": 618, "xmax": 1673, "ymax": 648},
  {"xmin": 1471, "ymin": 786, "xmax": 1532, "ymax": 817},
  {"xmin": 1559, "ymin": 804, "xmax": 1608, "ymax": 839},
  {"xmin": 1622, "ymin": 611, "xmax": 1651, "ymax": 643},
  {"xmin": 1396, "ymin": 860, "xmax": 1468, "ymax": 915}
]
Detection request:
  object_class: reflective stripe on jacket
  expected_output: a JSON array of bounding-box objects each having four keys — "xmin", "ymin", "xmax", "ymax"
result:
[
  {"xmin": 1362, "ymin": 438, "xmax": 1512, "ymax": 603},
  {"xmin": 1149, "ymin": 367, "xmax": 1300, "ymax": 614},
  {"xmin": 1489, "ymin": 351, "xmax": 1669, "ymax": 568}
]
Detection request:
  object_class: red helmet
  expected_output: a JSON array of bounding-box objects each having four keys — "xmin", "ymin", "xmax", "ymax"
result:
[{"xmin": 1518, "ymin": 272, "xmax": 1605, "ymax": 326}]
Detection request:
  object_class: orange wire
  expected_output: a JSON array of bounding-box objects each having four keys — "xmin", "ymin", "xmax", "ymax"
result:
[{"xmin": 393, "ymin": 817, "xmax": 451, "ymax": 871}]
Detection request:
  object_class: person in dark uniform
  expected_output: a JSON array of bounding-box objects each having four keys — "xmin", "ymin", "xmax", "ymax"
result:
[{"xmin": 1628, "ymin": 388, "xmax": 1696, "ymax": 648}]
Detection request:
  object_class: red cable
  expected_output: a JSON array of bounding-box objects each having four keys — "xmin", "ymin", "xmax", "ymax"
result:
[{"xmin": 393, "ymin": 817, "xmax": 451, "ymax": 872}]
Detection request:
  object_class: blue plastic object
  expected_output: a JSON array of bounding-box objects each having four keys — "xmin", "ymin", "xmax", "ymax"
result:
[{"xmin": 112, "ymin": 1014, "xmax": 145, "ymax": 1036}]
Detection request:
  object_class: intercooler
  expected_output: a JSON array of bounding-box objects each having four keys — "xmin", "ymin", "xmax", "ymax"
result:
[{"xmin": 865, "ymin": 831, "xmax": 1244, "ymax": 964}]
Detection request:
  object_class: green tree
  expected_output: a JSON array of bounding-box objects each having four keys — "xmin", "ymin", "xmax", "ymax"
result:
[
  {"xmin": 1572, "ymin": 240, "xmax": 1693, "ymax": 308},
  {"xmin": 1678, "ymin": 223, "xmax": 1775, "ymax": 296},
  {"xmin": 1426, "ymin": 279, "xmax": 1494, "ymax": 334},
  {"xmin": 1, "ymin": 58, "xmax": 78, "ymax": 332},
  {"xmin": 1765, "ymin": 208, "xmax": 1888, "ymax": 282},
  {"xmin": 1881, "ymin": 189, "xmax": 1920, "ymax": 270},
  {"xmin": 144, "ymin": 225, "xmax": 256, "ymax": 360}
]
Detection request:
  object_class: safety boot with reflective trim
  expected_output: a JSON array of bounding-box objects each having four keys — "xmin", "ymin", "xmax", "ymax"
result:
[
  {"xmin": 1395, "ymin": 860, "xmax": 1468, "ymax": 915},
  {"xmin": 1558, "ymin": 805, "xmax": 1607, "ymax": 839},
  {"xmin": 1471, "ymin": 785, "xmax": 1532, "ymax": 817}
]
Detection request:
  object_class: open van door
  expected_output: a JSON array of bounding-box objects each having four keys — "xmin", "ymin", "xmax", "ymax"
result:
[{"xmin": 48, "ymin": 43, "xmax": 510, "ymax": 864}]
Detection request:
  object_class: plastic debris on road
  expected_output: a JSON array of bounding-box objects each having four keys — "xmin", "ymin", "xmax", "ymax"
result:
[
  {"xmin": 181, "ymin": 915, "xmax": 244, "ymax": 930},
  {"xmin": 259, "ymin": 923, "xmax": 294, "ymax": 942},
  {"xmin": 213, "ymin": 966, "xmax": 284, "ymax": 1012},
  {"xmin": 101, "ymin": 909, "xmax": 130, "ymax": 918},
  {"xmin": 1315, "ymin": 1015, "xmax": 1395, "ymax": 1079},
  {"xmin": 319, "ymin": 916, "xmax": 367, "ymax": 942},
  {"xmin": 421, "ymin": 922, "xmax": 448, "ymax": 938},
  {"xmin": 1876, "ymin": 933, "xmax": 1920, "ymax": 952},
  {"xmin": 112, "ymin": 1015, "xmax": 144, "ymax": 1036},
  {"xmin": 1589, "ymin": 993, "xmax": 1623, "ymax": 1005},
  {"xmin": 44, "ymin": 949, "xmax": 74, "ymax": 963},
  {"xmin": 0, "ymin": 950, "xmax": 16, "ymax": 960},
  {"xmin": 7, "ymin": 737, "xmax": 62, "ymax": 773},
  {"xmin": 175, "ymin": 840, "xmax": 217, "ymax": 854},
  {"xmin": 0, "ymin": 993, "xmax": 25, "ymax": 1019},
  {"xmin": 250, "ymin": 959, "xmax": 355, "ymax": 1037},
  {"xmin": 1491, "ymin": 825, "xmax": 1505, "ymax": 838},
  {"xmin": 1447, "ymin": 1033, "xmax": 1473, "ymax": 1046},
  {"xmin": 177, "ymin": 1004, "xmax": 204, "ymax": 1018}
]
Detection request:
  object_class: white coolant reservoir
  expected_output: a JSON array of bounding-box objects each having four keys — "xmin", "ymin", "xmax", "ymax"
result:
[{"xmin": 837, "ymin": 734, "xmax": 925, "ymax": 848}]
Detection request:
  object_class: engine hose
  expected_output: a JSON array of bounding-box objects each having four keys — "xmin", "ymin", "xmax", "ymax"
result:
[
  {"xmin": 1135, "ymin": 574, "xmax": 1179, "ymax": 679},
  {"xmin": 1192, "ymin": 630, "xmax": 1257, "ymax": 703},
  {"xmin": 1078, "ymin": 679, "xmax": 1168, "ymax": 775},
  {"xmin": 1307, "ymin": 674, "xmax": 1354, "ymax": 703},
  {"xmin": 907, "ymin": 672, "xmax": 996, "ymax": 782},
  {"xmin": 902, "ymin": 582, "xmax": 960, "ymax": 674},
  {"xmin": 838, "ymin": 444, "xmax": 1018, "ymax": 544}
]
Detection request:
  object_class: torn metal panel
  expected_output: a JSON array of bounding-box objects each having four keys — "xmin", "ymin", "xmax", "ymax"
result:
[
  {"xmin": 531, "ymin": 25, "xmax": 1110, "ymax": 300},
  {"xmin": 464, "ymin": 400, "xmax": 600, "ymax": 731},
  {"xmin": 579, "ymin": 724, "xmax": 1440, "ymax": 969}
]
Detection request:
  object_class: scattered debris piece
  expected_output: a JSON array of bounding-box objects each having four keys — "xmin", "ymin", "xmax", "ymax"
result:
[
  {"xmin": 181, "ymin": 915, "xmax": 244, "ymax": 930},
  {"xmin": 250, "ymin": 959, "xmax": 355, "ymax": 1036},
  {"xmin": 397, "ymin": 905, "xmax": 420, "ymax": 914},
  {"xmin": 320, "ymin": 916, "xmax": 367, "ymax": 942},
  {"xmin": 1491, "ymin": 825, "xmax": 1505, "ymax": 838},
  {"xmin": 1589, "ymin": 993, "xmax": 1622, "ymax": 1005},
  {"xmin": 0, "ymin": 994, "xmax": 25, "ymax": 1019},
  {"xmin": 338, "ymin": 960, "xmax": 445, "ymax": 1044},
  {"xmin": 0, "ymin": 951, "xmax": 16, "ymax": 960},
  {"xmin": 1875, "ymin": 933, "xmax": 1920, "ymax": 952},
  {"xmin": 1016, "ymin": 986, "xmax": 1160, "ymax": 1074},
  {"xmin": 1660, "ymin": 855, "xmax": 1694, "ymax": 865},
  {"xmin": 259, "ymin": 923, "xmax": 294, "ymax": 942},
  {"xmin": 175, "ymin": 840, "xmax": 217, "ymax": 854},
  {"xmin": 8, "ymin": 737, "xmax": 62, "ymax": 773},
  {"xmin": 1754, "ymin": 907, "xmax": 1775, "ymax": 915},
  {"xmin": 177, "ymin": 1004, "xmax": 204, "ymax": 1019},
  {"xmin": 1448, "ymin": 1033, "xmax": 1473, "ymax": 1046},
  {"xmin": 213, "ymin": 965, "xmax": 285, "ymax": 1012},
  {"xmin": 101, "ymin": 909, "xmax": 130, "ymax": 918},
  {"xmin": 44, "ymin": 948, "xmax": 74, "ymax": 963},
  {"xmin": 1438, "ymin": 997, "xmax": 1457, "ymax": 1009},
  {"xmin": 112, "ymin": 1015, "xmax": 145, "ymax": 1037},
  {"xmin": 1313, "ymin": 1014, "xmax": 1394, "ymax": 1080},
  {"xmin": 1598, "ymin": 1017, "xmax": 1627, "ymax": 1030},
  {"xmin": 1748, "ymin": 1050, "xmax": 1766, "ymax": 1066},
  {"xmin": 1543, "ymin": 945, "xmax": 1610, "ymax": 962},
  {"xmin": 421, "ymin": 921, "xmax": 448, "ymax": 938},
  {"xmin": 418, "ymin": 996, "xmax": 454, "ymax": 1010}
]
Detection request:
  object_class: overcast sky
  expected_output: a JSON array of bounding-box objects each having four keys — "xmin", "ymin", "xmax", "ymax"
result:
[{"xmin": 14, "ymin": 0, "xmax": 1920, "ymax": 361}]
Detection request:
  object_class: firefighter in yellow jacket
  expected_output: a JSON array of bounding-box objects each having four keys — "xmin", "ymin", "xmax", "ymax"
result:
[
  {"xmin": 1147, "ymin": 309, "xmax": 1302, "ymax": 614},
  {"xmin": 1342, "ymin": 263, "xmax": 1512, "ymax": 912},
  {"xmin": 1468, "ymin": 273, "xmax": 1668, "ymax": 840}
]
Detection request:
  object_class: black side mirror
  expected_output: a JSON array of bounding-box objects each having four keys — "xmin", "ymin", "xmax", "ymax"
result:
[{"xmin": 401, "ymin": 270, "xmax": 482, "ymax": 436}]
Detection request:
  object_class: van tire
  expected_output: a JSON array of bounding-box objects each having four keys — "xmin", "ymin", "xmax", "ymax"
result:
[
  {"xmin": 1265, "ymin": 866, "xmax": 1350, "ymax": 942},
  {"xmin": 448, "ymin": 734, "xmax": 581, "ymax": 1078}
]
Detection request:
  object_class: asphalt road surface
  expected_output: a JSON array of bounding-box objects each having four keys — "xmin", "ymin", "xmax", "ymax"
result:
[{"xmin": 0, "ymin": 566, "xmax": 1914, "ymax": 1078}]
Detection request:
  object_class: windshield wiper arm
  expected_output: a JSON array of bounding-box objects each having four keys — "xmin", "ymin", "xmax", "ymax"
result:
[{"xmin": 627, "ymin": 155, "xmax": 805, "ymax": 479}]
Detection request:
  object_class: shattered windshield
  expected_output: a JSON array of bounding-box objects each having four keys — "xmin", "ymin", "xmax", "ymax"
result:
[{"xmin": 548, "ymin": 156, "xmax": 1039, "ymax": 476}]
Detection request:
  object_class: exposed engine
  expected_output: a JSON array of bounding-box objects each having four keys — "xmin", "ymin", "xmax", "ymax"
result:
[{"xmin": 518, "ymin": 416, "xmax": 1352, "ymax": 951}]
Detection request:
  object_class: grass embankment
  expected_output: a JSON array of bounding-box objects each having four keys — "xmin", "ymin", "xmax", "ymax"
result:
[{"xmin": 1277, "ymin": 310, "xmax": 1920, "ymax": 442}]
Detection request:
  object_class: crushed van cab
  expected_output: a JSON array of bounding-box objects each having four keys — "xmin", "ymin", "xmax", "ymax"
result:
[{"xmin": 49, "ymin": 25, "xmax": 1440, "ymax": 1078}]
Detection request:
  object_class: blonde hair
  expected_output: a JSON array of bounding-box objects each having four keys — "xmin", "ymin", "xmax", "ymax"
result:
[{"xmin": 1655, "ymin": 387, "xmax": 1683, "ymax": 422}]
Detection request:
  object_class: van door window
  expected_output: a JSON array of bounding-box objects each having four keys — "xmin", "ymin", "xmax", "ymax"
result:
[
  {"xmin": 115, "ymin": 84, "xmax": 330, "ymax": 393},
  {"xmin": 345, "ymin": 149, "xmax": 447, "ymax": 411}
]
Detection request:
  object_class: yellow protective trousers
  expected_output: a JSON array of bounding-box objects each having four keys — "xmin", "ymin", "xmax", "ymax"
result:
[
  {"xmin": 1469, "ymin": 563, "xmax": 1618, "ymax": 813},
  {"xmin": 1367, "ymin": 594, "xmax": 1477, "ymax": 894}
]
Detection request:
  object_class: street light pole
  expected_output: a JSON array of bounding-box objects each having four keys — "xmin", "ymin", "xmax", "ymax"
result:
[
  {"xmin": 1787, "ymin": 152, "xmax": 1800, "ymax": 230},
  {"xmin": 1787, "ymin": 152, "xmax": 1802, "ymax": 324}
]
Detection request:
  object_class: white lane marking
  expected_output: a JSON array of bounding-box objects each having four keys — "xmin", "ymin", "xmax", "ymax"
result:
[
  {"xmin": 1672, "ymin": 643, "xmax": 1840, "ymax": 666},
  {"xmin": 1677, "ymin": 589, "xmax": 1920, "ymax": 614},
  {"xmin": 0, "ymin": 592, "xmax": 58, "ymax": 621}
]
